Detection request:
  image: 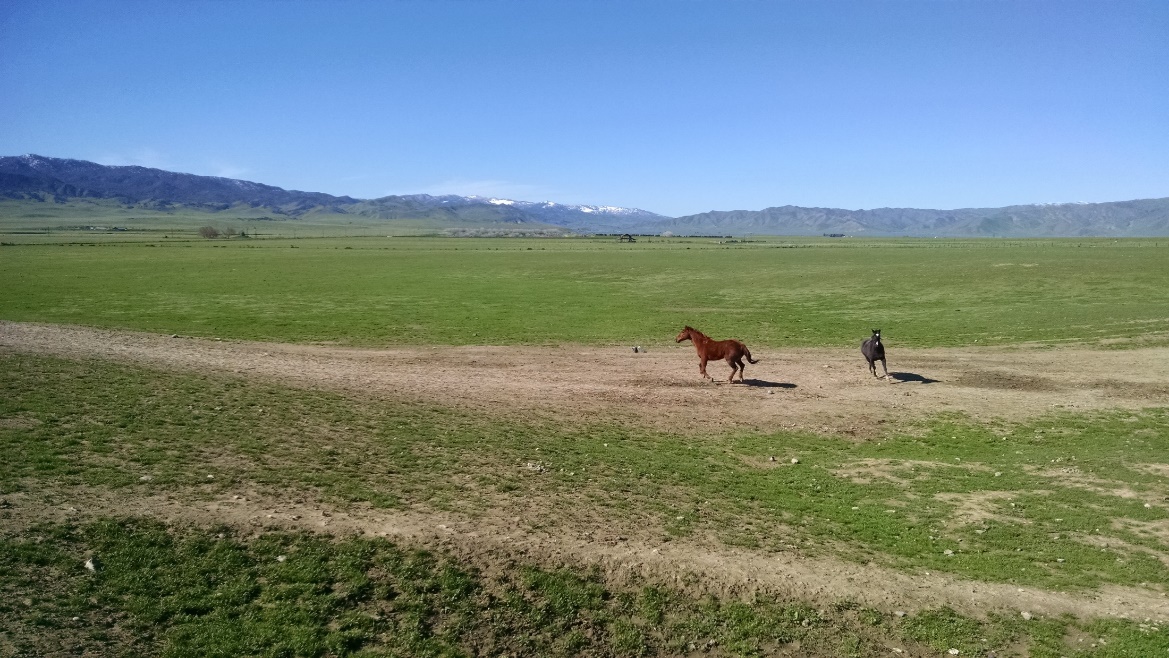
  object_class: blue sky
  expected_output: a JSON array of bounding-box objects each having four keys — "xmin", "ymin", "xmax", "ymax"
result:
[{"xmin": 2, "ymin": 0, "xmax": 1166, "ymax": 216}]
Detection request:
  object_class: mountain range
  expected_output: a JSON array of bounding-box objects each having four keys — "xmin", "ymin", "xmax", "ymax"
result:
[{"xmin": 3, "ymin": 154, "xmax": 1168, "ymax": 237}]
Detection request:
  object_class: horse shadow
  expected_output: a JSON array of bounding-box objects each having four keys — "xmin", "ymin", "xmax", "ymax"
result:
[
  {"xmin": 742, "ymin": 379, "xmax": 797, "ymax": 389},
  {"xmin": 889, "ymin": 372, "xmax": 941, "ymax": 384}
]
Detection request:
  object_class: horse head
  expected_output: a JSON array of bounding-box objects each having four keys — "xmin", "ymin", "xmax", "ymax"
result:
[{"xmin": 676, "ymin": 326, "xmax": 694, "ymax": 343}]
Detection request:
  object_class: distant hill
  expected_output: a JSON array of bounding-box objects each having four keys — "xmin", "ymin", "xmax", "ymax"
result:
[
  {"xmin": 0, "ymin": 154, "xmax": 357, "ymax": 215},
  {"xmin": 0, "ymin": 155, "xmax": 666, "ymax": 231},
  {"xmin": 662, "ymin": 200, "xmax": 1169, "ymax": 237},
  {"xmin": 2, "ymin": 154, "xmax": 1167, "ymax": 236}
]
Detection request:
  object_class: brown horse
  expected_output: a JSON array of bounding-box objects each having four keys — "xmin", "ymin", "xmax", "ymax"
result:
[{"xmin": 675, "ymin": 326, "xmax": 759, "ymax": 383}]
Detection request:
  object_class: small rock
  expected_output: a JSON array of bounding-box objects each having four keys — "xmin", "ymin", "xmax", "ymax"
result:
[
  {"xmin": 769, "ymin": 456, "xmax": 776, "ymax": 462},
  {"xmin": 1145, "ymin": 503, "xmax": 1152, "ymax": 508},
  {"xmin": 171, "ymin": 334, "xmax": 178, "ymax": 338},
  {"xmin": 944, "ymin": 549, "xmax": 954, "ymax": 556},
  {"xmin": 276, "ymin": 555, "xmax": 287, "ymax": 562},
  {"xmin": 72, "ymin": 616, "xmax": 80, "ymax": 621},
  {"xmin": 894, "ymin": 610, "xmax": 906, "ymax": 617},
  {"xmin": 948, "ymin": 649, "xmax": 960, "ymax": 655},
  {"xmin": 84, "ymin": 556, "xmax": 101, "ymax": 572},
  {"xmin": 206, "ymin": 475, "xmax": 214, "ymax": 480},
  {"xmin": 791, "ymin": 458, "xmax": 800, "ymax": 464},
  {"xmin": 994, "ymin": 472, "xmax": 1002, "ymax": 477},
  {"xmin": 139, "ymin": 475, "xmax": 152, "ymax": 481},
  {"xmin": 1021, "ymin": 611, "xmax": 1033, "ymax": 620}
]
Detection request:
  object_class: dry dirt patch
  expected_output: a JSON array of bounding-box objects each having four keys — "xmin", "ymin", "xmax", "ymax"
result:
[
  {"xmin": 5, "ymin": 321, "xmax": 1169, "ymax": 436},
  {"xmin": 833, "ymin": 459, "xmax": 991, "ymax": 487}
]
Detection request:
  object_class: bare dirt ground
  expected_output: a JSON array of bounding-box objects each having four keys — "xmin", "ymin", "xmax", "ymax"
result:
[
  {"xmin": 5, "ymin": 321, "xmax": 1169, "ymax": 436},
  {"xmin": 4, "ymin": 320, "xmax": 1169, "ymax": 623}
]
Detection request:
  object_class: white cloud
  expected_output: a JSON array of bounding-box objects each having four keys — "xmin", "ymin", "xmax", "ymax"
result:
[
  {"xmin": 209, "ymin": 162, "xmax": 253, "ymax": 180},
  {"xmin": 93, "ymin": 147, "xmax": 174, "ymax": 170},
  {"xmin": 388, "ymin": 178, "xmax": 557, "ymax": 201}
]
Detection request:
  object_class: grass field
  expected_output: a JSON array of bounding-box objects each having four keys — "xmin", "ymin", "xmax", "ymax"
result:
[
  {"xmin": 2, "ymin": 235, "xmax": 1168, "ymax": 348},
  {"xmin": 3, "ymin": 231, "xmax": 1169, "ymax": 656}
]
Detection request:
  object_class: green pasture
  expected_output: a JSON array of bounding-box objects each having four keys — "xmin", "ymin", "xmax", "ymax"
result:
[
  {"xmin": 3, "ymin": 236, "xmax": 1168, "ymax": 348},
  {"xmin": 0, "ymin": 199, "xmax": 444, "ymax": 240}
]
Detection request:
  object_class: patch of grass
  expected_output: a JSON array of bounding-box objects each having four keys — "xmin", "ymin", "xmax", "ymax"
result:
[
  {"xmin": 3, "ymin": 237, "xmax": 1169, "ymax": 347},
  {"xmin": 7, "ymin": 519, "xmax": 1165, "ymax": 656},
  {"xmin": 0, "ymin": 517, "xmax": 936, "ymax": 657}
]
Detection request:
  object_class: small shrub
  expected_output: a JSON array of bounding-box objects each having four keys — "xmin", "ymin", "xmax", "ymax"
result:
[{"xmin": 198, "ymin": 226, "xmax": 220, "ymax": 239}]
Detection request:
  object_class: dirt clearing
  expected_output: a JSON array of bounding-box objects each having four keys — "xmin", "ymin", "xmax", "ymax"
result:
[
  {"xmin": 4, "ymin": 321, "xmax": 1169, "ymax": 621},
  {"xmin": 4, "ymin": 321, "xmax": 1169, "ymax": 436}
]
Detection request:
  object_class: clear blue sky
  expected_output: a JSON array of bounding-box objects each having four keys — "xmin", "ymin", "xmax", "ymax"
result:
[{"xmin": 2, "ymin": 0, "xmax": 1166, "ymax": 216}]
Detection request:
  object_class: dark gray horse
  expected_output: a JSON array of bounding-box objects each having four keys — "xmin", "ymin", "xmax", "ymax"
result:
[{"xmin": 861, "ymin": 329, "xmax": 889, "ymax": 380}]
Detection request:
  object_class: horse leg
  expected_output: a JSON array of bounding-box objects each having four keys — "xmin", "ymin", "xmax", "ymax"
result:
[
  {"xmin": 881, "ymin": 357, "xmax": 890, "ymax": 380},
  {"xmin": 735, "ymin": 356, "xmax": 746, "ymax": 382},
  {"xmin": 699, "ymin": 357, "xmax": 710, "ymax": 380},
  {"xmin": 726, "ymin": 357, "xmax": 738, "ymax": 383}
]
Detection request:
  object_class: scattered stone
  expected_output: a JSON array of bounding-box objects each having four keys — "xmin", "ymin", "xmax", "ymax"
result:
[
  {"xmin": 948, "ymin": 649, "xmax": 960, "ymax": 655},
  {"xmin": 769, "ymin": 456, "xmax": 776, "ymax": 462},
  {"xmin": 944, "ymin": 549, "xmax": 954, "ymax": 556},
  {"xmin": 276, "ymin": 555, "xmax": 287, "ymax": 562},
  {"xmin": 994, "ymin": 472, "xmax": 1002, "ymax": 477},
  {"xmin": 84, "ymin": 556, "xmax": 101, "ymax": 572},
  {"xmin": 206, "ymin": 475, "xmax": 214, "ymax": 480},
  {"xmin": 791, "ymin": 458, "xmax": 800, "ymax": 464},
  {"xmin": 1021, "ymin": 611, "xmax": 1033, "ymax": 620},
  {"xmin": 139, "ymin": 475, "xmax": 152, "ymax": 481},
  {"xmin": 1145, "ymin": 503, "xmax": 1153, "ymax": 508}
]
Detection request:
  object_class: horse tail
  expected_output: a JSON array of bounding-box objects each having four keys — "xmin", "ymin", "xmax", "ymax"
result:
[{"xmin": 744, "ymin": 346, "xmax": 759, "ymax": 364}]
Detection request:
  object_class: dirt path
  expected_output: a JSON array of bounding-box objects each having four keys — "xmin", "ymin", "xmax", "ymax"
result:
[
  {"xmin": 4, "ymin": 321, "xmax": 1169, "ymax": 436},
  {"xmin": 4, "ymin": 321, "xmax": 1169, "ymax": 622}
]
